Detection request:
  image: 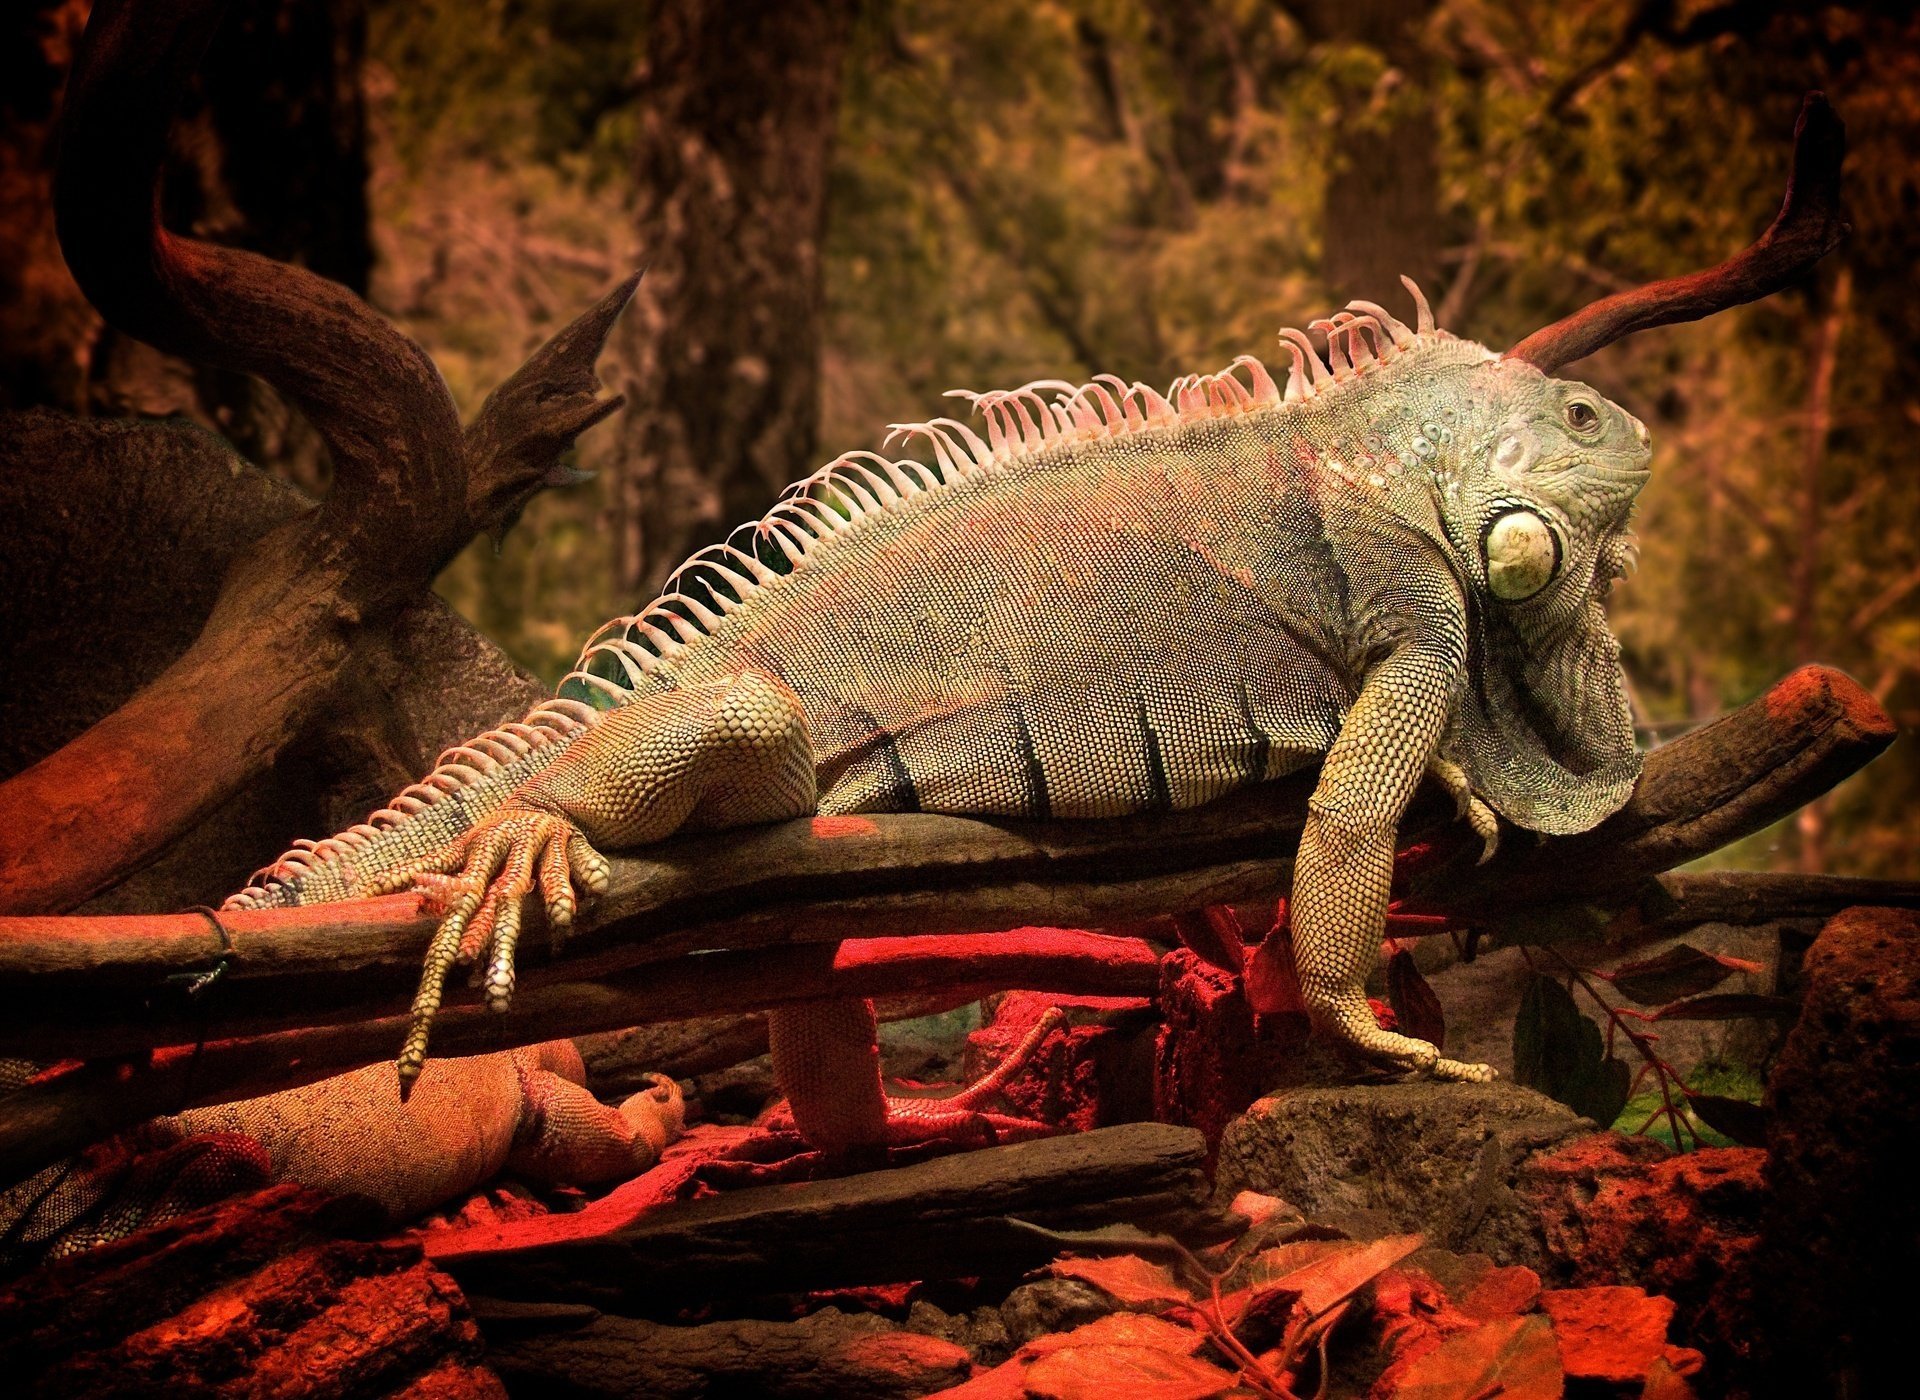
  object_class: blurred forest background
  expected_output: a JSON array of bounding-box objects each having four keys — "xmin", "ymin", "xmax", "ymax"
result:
[{"xmin": 3, "ymin": 0, "xmax": 1915, "ymax": 878}]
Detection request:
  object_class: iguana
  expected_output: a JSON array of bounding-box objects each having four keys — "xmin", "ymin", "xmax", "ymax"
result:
[
  {"xmin": 224, "ymin": 89, "xmax": 1845, "ymax": 1152},
  {"xmin": 226, "ymin": 279, "xmax": 1649, "ymax": 1144}
]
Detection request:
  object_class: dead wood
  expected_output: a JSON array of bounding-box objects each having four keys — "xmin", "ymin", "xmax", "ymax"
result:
[
  {"xmin": 0, "ymin": 665, "xmax": 1889, "ymax": 1063},
  {"xmin": 1611, "ymin": 870, "xmax": 1920, "ymax": 940},
  {"xmin": 426, "ymin": 1122, "xmax": 1233, "ymax": 1311},
  {"xmin": 0, "ymin": 931, "xmax": 1160, "ymax": 1183},
  {"xmin": 475, "ymin": 1304, "xmax": 972, "ymax": 1400},
  {"xmin": 0, "ymin": 0, "xmax": 632, "ymax": 915},
  {"xmin": 1506, "ymin": 93, "xmax": 1848, "ymax": 372}
]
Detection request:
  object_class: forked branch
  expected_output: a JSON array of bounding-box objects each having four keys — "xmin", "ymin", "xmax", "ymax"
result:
[
  {"xmin": 1506, "ymin": 92, "xmax": 1848, "ymax": 373},
  {"xmin": 0, "ymin": 0, "xmax": 634, "ymax": 915}
]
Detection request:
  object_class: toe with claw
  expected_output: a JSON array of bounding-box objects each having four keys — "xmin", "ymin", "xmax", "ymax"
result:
[{"xmin": 366, "ymin": 802, "xmax": 611, "ymax": 1089}]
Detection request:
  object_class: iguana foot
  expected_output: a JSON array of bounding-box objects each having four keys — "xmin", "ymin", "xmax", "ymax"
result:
[
  {"xmin": 368, "ymin": 802, "xmax": 610, "ymax": 1087},
  {"xmin": 766, "ymin": 1001, "xmax": 1066, "ymax": 1154},
  {"xmin": 1306, "ymin": 986, "xmax": 1498, "ymax": 1083},
  {"xmin": 1428, "ymin": 756, "xmax": 1499, "ymax": 865}
]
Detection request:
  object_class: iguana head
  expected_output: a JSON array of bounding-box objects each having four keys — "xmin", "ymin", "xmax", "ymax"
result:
[
  {"xmin": 1444, "ymin": 358, "xmax": 1651, "ymax": 613},
  {"xmin": 1427, "ymin": 92, "xmax": 1846, "ymax": 835},
  {"xmin": 1422, "ymin": 355, "xmax": 1652, "ymax": 835}
]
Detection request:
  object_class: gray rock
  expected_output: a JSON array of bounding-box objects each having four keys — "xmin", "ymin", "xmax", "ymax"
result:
[
  {"xmin": 1215, "ymin": 1081, "xmax": 1589, "ymax": 1262},
  {"xmin": 997, "ymin": 1277, "xmax": 1120, "ymax": 1346}
]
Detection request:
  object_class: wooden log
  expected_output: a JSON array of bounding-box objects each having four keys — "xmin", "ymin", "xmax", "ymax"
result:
[
  {"xmin": 475, "ymin": 1305, "xmax": 973, "ymax": 1400},
  {"xmin": 1616, "ymin": 870, "xmax": 1920, "ymax": 937},
  {"xmin": 427, "ymin": 1122, "xmax": 1234, "ymax": 1311},
  {"xmin": 0, "ymin": 930, "xmax": 1159, "ymax": 1184},
  {"xmin": 0, "ymin": 666, "xmax": 1891, "ymax": 1059}
]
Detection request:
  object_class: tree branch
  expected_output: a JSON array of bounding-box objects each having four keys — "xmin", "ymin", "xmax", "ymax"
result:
[
  {"xmin": 0, "ymin": 0, "xmax": 634, "ymax": 915},
  {"xmin": 0, "ymin": 666, "xmax": 1890, "ymax": 1063}
]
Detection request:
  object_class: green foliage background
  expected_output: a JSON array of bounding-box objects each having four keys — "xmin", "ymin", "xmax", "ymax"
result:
[{"xmin": 365, "ymin": 0, "xmax": 1918, "ymax": 877}]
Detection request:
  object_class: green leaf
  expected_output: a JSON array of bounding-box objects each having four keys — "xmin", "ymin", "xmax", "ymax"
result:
[
  {"xmin": 1684, "ymin": 1093, "xmax": 1767, "ymax": 1146},
  {"xmin": 1512, "ymin": 974, "xmax": 1631, "ymax": 1125},
  {"xmin": 1651, "ymin": 993, "xmax": 1799, "ymax": 1022},
  {"xmin": 1608, "ymin": 943, "xmax": 1761, "ymax": 1004}
]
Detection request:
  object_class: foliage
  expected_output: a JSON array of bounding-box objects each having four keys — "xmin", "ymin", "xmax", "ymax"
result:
[
  {"xmin": 980, "ymin": 1218, "xmax": 1698, "ymax": 1397},
  {"xmin": 1513, "ymin": 943, "xmax": 1780, "ymax": 1150}
]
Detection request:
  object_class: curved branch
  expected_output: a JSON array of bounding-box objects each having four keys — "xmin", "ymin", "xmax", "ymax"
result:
[
  {"xmin": 0, "ymin": 1, "xmax": 635, "ymax": 915},
  {"xmin": 1505, "ymin": 92, "xmax": 1849, "ymax": 373},
  {"xmin": 55, "ymin": 0, "xmax": 464, "ymax": 532}
]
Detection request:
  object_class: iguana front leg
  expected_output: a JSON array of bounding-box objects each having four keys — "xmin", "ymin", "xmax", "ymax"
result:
[{"xmin": 1292, "ymin": 645, "xmax": 1496, "ymax": 1082}]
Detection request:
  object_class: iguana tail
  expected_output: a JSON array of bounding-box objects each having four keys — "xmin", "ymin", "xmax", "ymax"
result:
[{"xmin": 223, "ymin": 695, "xmax": 601, "ymax": 909}]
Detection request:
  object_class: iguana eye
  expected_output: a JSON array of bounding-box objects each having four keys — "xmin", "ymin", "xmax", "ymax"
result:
[
  {"xmin": 1482, "ymin": 509, "xmax": 1562, "ymax": 601},
  {"xmin": 1565, "ymin": 401, "xmax": 1600, "ymax": 432}
]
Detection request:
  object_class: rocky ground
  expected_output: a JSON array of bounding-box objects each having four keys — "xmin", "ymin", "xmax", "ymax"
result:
[{"xmin": 3, "ymin": 906, "xmax": 1912, "ymax": 1398}]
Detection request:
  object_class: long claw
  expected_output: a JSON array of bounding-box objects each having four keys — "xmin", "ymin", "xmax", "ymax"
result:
[{"xmin": 538, "ymin": 830, "xmax": 577, "ymax": 932}]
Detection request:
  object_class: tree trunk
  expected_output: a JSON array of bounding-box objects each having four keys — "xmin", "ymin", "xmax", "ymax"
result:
[
  {"xmin": 1293, "ymin": 0, "xmax": 1443, "ymax": 303},
  {"xmin": 0, "ymin": 0, "xmax": 370, "ymax": 492},
  {"xmin": 611, "ymin": 0, "xmax": 856, "ymax": 602}
]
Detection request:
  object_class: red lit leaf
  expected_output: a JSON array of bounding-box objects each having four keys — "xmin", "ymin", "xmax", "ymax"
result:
[
  {"xmin": 1539, "ymin": 1286, "xmax": 1677, "ymax": 1385},
  {"xmin": 1245, "ymin": 927, "xmax": 1308, "ymax": 1016},
  {"xmin": 1642, "ymin": 1355, "xmax": 1703, "ymax": 1398},
  {"xmin": 1650, "ymin": 993, "xmax": 1798, "ymax": 1022},
  {"xmin": 1387, "ymin": 947, "xmax": 1446, "ymax": 1050},
  {"xmin": 1457, "ymin": 1264, "xmax": 1543, "ymax": 1321},
  {"xmin": 1047, "ymin": 1254, "xmax": 1193, "ymax": 1312},
  {"xmin": 1685, "ymin": 1092, "xmax": 1767, "ymax": 1146},
  {"xmin": 1022, "ymin": 1314, "xmax": 1209, "ymax": 1360},
  {"xmin": 1384, "ymin": 1313, "xmax": 1562, "ymax": 1399},
  {"xmin": 1023, "ymin": 1344, "xmax": 1238, "ymax": 1400},
  {"xmin": 1608, "ymin": 943, "xmax": 1762, "ymax": 1004},
  {"xmin": 1259, "ymin": 1233, "xmax": 1425, "ymax": 1321}
]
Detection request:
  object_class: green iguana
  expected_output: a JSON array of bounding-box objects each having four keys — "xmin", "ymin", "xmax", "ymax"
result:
[{"xmin": 224, "ymin": 95, "xmax": 1844, "ymax": 1152}]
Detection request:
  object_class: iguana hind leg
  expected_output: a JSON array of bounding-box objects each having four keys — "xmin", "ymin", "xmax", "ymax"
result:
[{"xmin": 370, "ymin": 671, "xmax": 819, "ymax": 1084}]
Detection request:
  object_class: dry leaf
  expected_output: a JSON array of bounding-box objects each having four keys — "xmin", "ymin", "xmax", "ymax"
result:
[
  {"xmin": 1384, "ymin": 1314, "xmax": 1563, "ymax": 1399},
  {"xmin": 1023, "ymin": 1344, "xmax": 1239, "ymax": 1400},
  {"xmin": 1047, "ymin": 1253, "xmax": 1193, "ymax": 1312},
  {"xmin": 1538, "ymin": 1286, "xmax": 1678, "ymax": 1385}
]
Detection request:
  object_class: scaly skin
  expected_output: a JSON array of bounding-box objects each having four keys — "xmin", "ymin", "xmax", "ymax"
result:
[{"xmin": 233, "ymin": 282, "xmax": 1653, "ymax": 1145}]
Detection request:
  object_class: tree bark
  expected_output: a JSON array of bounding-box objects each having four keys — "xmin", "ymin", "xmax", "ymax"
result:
[
  {"xmin": 429, "ymin": 1122, "xmax": 1232, "ymax": 1310},
  {"xmin": 1291, "ymin": 0, "xmax": 1444, "ymax": 303},
  {"xmin": 0, "ymin": 0, "xmax": 370, "ymax": 491},
  {"xmin": 612, "ymin": 0, "xmax": 856, "ymax": 600}
]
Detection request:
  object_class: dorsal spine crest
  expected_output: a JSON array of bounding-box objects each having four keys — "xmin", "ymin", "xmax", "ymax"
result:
[{"xmin": 567, "ymin": 281, "xmax": 1485, "ymax": 702}]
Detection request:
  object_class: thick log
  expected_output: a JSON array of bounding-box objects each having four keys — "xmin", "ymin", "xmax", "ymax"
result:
[
  {"xmin": 1403, "ymin": 665, "xmax": 1895, "ymax": 915},
  {"xmin": 0, "ymin": 668, "xmax": 1893, "ymax": 1063},
  {"xmin": 1613, "ymin": 870, "xmax": 1920, "ymax": 939},
  {"xmin": 476, "ymin": 1305, "xmax": 971, "ymax": 1400},
  {"xmin": 0, "ymin": 930, "xmax": 1159, "ymax": 1183},
  {"xmin": 427, "ymin": 1122, "xmax": 1234, "ymax": 1310}
]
